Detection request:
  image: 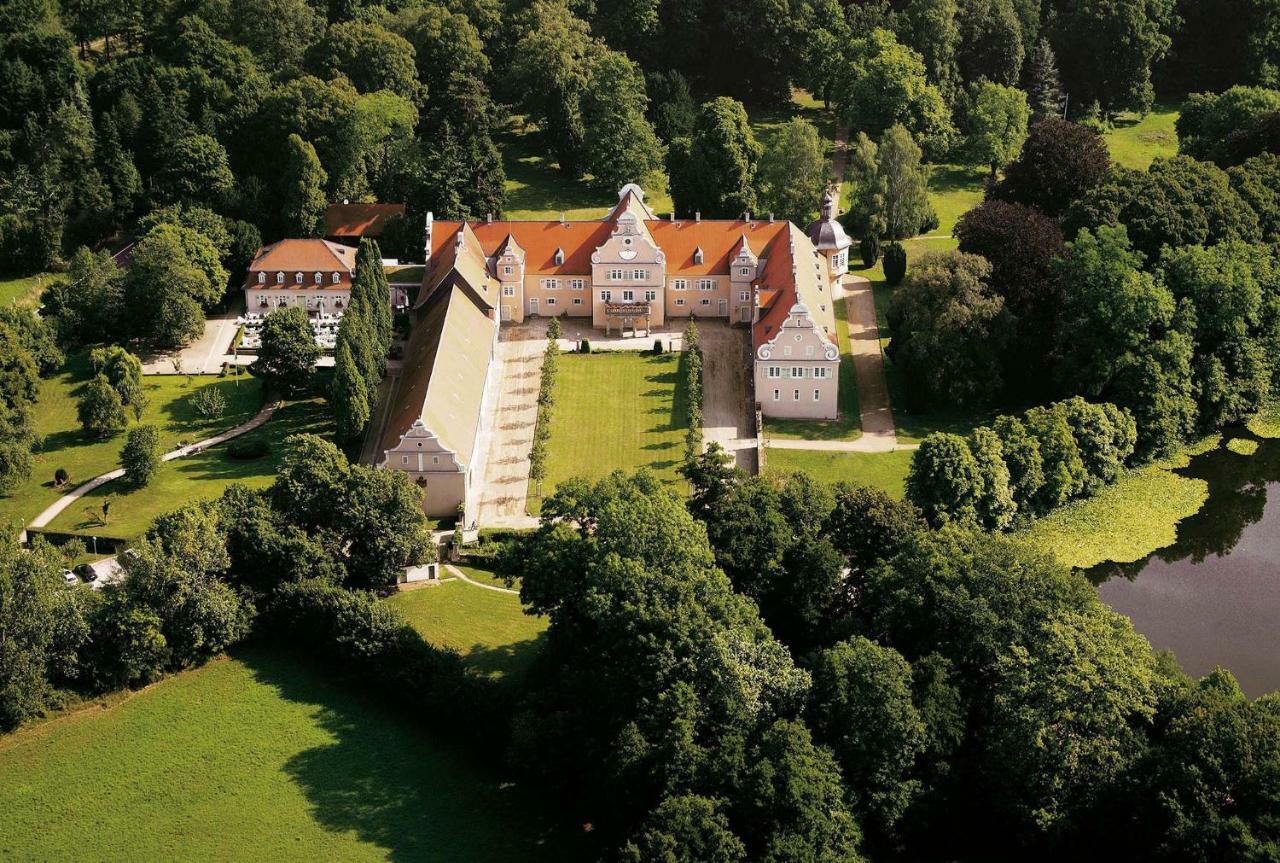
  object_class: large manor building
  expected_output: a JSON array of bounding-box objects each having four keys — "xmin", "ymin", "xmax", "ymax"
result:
[{"xmin": 374, "ymin": 185, "xmax": 851, "ymax": 517}]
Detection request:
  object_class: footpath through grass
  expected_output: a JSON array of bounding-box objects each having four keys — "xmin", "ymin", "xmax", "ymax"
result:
[
  {"xmin": 389, "ymin": 566, "xmax": 545, "ymax": 685},
  {"xmin": 1, "ymin": 352, "xmax": 263, "ymax": 535},
  {"xmin": 0, "ymin": 648, "xmax": 568, "ymax": 863},
  {"xmin": 47, "ymin": 396, "xmax": 333, "ymax": 540},
  {"xmin": 532, "ymin": 351, "xmax": 689, "ymax": 509}
]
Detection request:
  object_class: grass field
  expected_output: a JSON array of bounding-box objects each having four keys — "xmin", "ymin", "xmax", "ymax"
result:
[
  {"xmin": 764, "ymin": 448, "xmax": 915, "ymax": 499},
  {"xmin": 0, "ymin": 648, "xmax": 568, "ymax": 863},
  {"xmin": 764, "ymin": 296, "xmax": 862, "ymax": 441},
  {"xmin": 0, "ymin": 272, "xmax": 55, "ymax": 308},
  {"xmin": 47, "ymin": 396, "xmax": 333, "ymax": 540},
  {"xmin": 1103, "ymin": 102, "xmax": 1181, "ymax": 170},
  {"xmin": 926, "ymin": 164, "xmax": 987, "ymax": 236},
  {"xmin": 389, "ymin": 569, "xmax": 545, "ymax": 684},
  {"xmin": 534, "ymin": 351, "xmax": 689, "ymax": 506},
  {"xmin": 0, "ymin": 353, "xmax": 263, "ymax": 535}
]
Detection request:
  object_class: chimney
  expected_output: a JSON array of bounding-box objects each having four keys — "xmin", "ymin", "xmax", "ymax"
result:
[
  {"xmin": 695, "ymin": 211, "xmax": 701, "ymax": 222},
  {"xmin": 560, "ymin": 212, "xmax": 567, "ymax": 225},
  {"xmin": 423, "ymin": 212, "xmax": 434, "ymax": 266},
  {"xmin": 486, "ymin": 213, "xmax": 493, "ymax": 224},
  {"xmin": 768, "ymin": 214, "xmax": 775, "ymax": 223}
]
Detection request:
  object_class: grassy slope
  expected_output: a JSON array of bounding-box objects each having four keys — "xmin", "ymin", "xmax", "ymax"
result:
[
  {"xmin": 0, "ymin": 649, "xmax": 565, "ymax": 863},
  {"xmin": 537, "ymin": 351, "xmax": 689, "ymax": 502},
  {"xmin": 0, "ymin": 272, "xmax": 55, "ymax": 308},
  {"xmin": 1102, "ymin": 102, "xmax": 1181, "ymax": 170},
  {"xmin": 47, "ymin": 396, "xmax": 334, "ymax": 539},
  {"xmin": 389, "ymin": 572, "xmax": 545, "ymax": 684},
  {"xmin": 1, "ymin": 353, "xmax": 263, "ymax": 535},
  {"xmin": 764, "ymin": 296, "xmax": 862, "ymax": 441},
  {"xmin": 765, "ymin": 448, "xmax": 915, "ymax": 499}
]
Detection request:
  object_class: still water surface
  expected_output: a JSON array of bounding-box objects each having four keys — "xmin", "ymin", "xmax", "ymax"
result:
[{"xmin": 1089, "ymin": 437, "xmax": 1280, "ymax": 697}]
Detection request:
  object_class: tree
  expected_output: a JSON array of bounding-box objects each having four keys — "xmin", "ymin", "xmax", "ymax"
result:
[
  {"xmin": 1045, "ymin": 0, "xmax": 1175, "ymax": 116},
  {"xmin": 904, "ymin": 0, "xmax": 961, "ymax": 100},
  {"xmin": 120, "ymin": 424, "xmax": 161, "ymax": 486},
  {"xmin": 124, "ymin": 229, "xmax": 217, "ymax": 347},
  {"xmin": 906, "ymin": 433, "xmax": 983, "ymax": 526},
  {"xmin": 0, "ymin": 322, "xmax": 38, "ymax": 413},
  {"xmin": 989, "ymin": 117, "xmax": 1111, "ymax": 215},
  {"xmin": 1229, "ymin": 153, "xmax": 1280, "ymax": 241},
  {"xmin": 839, "ymin": 132, "xmax": 886, "ymax": 242},
  {"xmin": 77, "ymin": 374, "xmax": 128, "ymax": 438},
  {"xmin": 1023, "ymin": 402, "xmax": 1090, "ymax": 510},
  {"xmin": 990, "ymin": 414, "xmax": 1045, "ymax": 514},
  {"xmin": 622, "ymin": 795, "xmax": 746, "ymax": 863},
  {"xmin": 668, "ymin": 98, "xmax": 761, "ymax": 218},
  {"xmin": 825, "ymin": 483, "xmax": 924, "ymax": 579},
  {"xmin": 1024, "ymin": 39, "xmax": 1064, "ymax": 121},
  {"xmin": 0, "ymin": 540, "xmax": 67, "ymax": 729},
  {"xmin": 152, "ymin": 134, "xmax": 234, "ymax": 209},
  {"xmin": 281, "ymin": 134, "xmax": 328, "ymax": 239},
  {"xmin": 338, "ymin": 466, "xmax": 434, "ymax": 589},
  {"xmin": 309, "ymin": 21, "xmax": 421, "ymax": 104},
  {"xmin": 886, "ymin": 251, "xmax": 1010, "ymax": 407},
  {"xmin": 968, "ymin": 426, "xmax": 1017, "ymax": 529},
  {"xmin": 757, "ymin": 119, "xmax": 829, "ymax": 224},
  {"xmin": 877, "ymin": 125, "xmax": 936, "ymax": 240},
  {"xmin": 42, "ymin": 247, "xmax": 124, "ymax": 345},
  {"xmin": 956, "ymin": 0, "xmax": 1025, "ymax": 85},
  {"xmin": 647, "ymin": 69, "xmax": 697, "ymax": 143},
  {"xmin": 962, "ymin": 82, "xmax": 1030, "ymax": 174},
  {"xmin": 1057, "ymin": 397, "xmax": 1137, "ymax": 492},
  {"xmin": 229, "ymin": 0, "xmax": 323, "ymax": 77},
  {"xmin": 89, "ymin": 346, "xmax": 146, "ymax": 418},
  {"xmin": 354, "ymin": 239, "xmax": 391, "ymax": 362},
  {"xmin": 0, "ymin": 442, "xmax": 33, "ymax": 494},
  {"xmin": 330, "ymin": 341, "xmax": 370, "ymax": 441},
  {"xmin": 580, "ymin": 50, "xmax": 666, "ymax": 193},
  {"xmin": 254, "ymin": 306, "xmax": 319, "ymax": 395},
  {"xmin": 808, "ymin": 637, "xmax": 926, "ymax": 837},
  {"xmin": 834, "ymin": 28, "xmax": 955, "ymax": 160},
  {"xmin": 394, "ymin": 3, "xmax": 489, "ymax": 114}
]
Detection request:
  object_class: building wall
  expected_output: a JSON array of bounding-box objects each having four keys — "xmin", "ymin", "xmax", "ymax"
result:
[
  {"xmin": 755, "ymin": 360, "xmax": 839, "ymax": 419},
  {"xmin": 664, "ymin": 275, "xmax": 729, "ymax": 320},
  {"xmin": 384, "ymin": 423, "xmax": 469, "ymax": 517},
  {"xmin": 245, "ymin": 287, "xmax": 351, "ymax": 314},
  {"xmin": 522, "ymin": 274, "xmax": 593, "ymax": 320}
]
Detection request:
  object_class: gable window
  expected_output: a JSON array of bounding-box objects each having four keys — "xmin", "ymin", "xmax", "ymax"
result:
[
  {"xmin": 295, "ymin": 272, "xmax": 303, "ymax": 284},
  {"xmin": 805, "ymin": 346, "xmax": 814, "ymax": 357},
  {"xmin": 783, "ymin": 346, "xmax": 792, "ymax": 357},
  {"xmin": 332, "ymin": 273, "xmax": 341, "ymax": 284},
  {"xmin": 504, "ymin": 266, "xmax": 513, "ymax": 276},
  {"xmin": 554, "ymin": 248, "xmax": 565, "ymax": 265},
  {"xmin": 502, "ymin": 285, "xmax": 515, "ymax": 297},
  {"xmin": 608, "ymin": 269, "xmax": 624, "ymax": 280},
  {"xmin": 276, "ymin": 272, "xmax": 284, "ymax": 284},
  {"xmin": 694, "ymin": 248, "xmax": 704, "ymax": 264},
  {"xmin": 740, "ymin": 267, "xmax": 750, "ymax": 276},
  {"xmin": 314, "ymin": 272, "xmax": 322, "ymax": 284},
  {"xmin": 672, "ymin": 279, "xmax": 688, "ymax": 291},
  {"xmin": 257, "ymin": 272, "xmax": 266, "ymax": 284},
  {"xmin": 432, "ymin": 455, "xmax": 440, "ymax": 465},
  {"xmin": 767, "ymin": 366, "xmax": 781, "ymax": 379},
  {"xmin": 633, "ymin": 269, "xmax": 646, "ymax": 280},
  {"xmin": 570, "ymin": 278, "xmax": 585, "ymax": 290},
  {"xmin": 402, "ymin": 455, "xmax": 408, "ymax": 465}
]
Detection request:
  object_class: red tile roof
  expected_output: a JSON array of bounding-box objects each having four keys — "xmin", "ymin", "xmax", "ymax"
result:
[
  {"xmin": 646, "ymin": 220, "xmax": 788, "ymax": 276},
  {"xmin": 248, "ymin": 239, "xmax": 356, "ymax": 273},
  {"xmin": 325, "ymin": 203, "xmax": 405, "ymax": 239}
]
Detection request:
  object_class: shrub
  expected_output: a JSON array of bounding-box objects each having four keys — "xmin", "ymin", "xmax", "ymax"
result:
[
  {"xmin": 77, "ymin": 374, "xmax": 128, "ymax": 438},
  {"xmin": 54, "ymin": 467, "xmax": 69, "ymax": 486},
  {"xmin": 547, "ymin": 316, "xmax": 562, "ymax": 341},
  {"xmin": 226, "ymin": 437, "xmax": 270, "ymax": 459},
  {"xmin": 860, "ymin": 235, "xmax": 881, "ymax": 267},
  {"xmin": 121, "ymin": 425, "xmax": 162, "ymax": 486},
  {"xmin": 653, "ymin": 338, "xmax": 664, "ymax": 354},
  {"xmin": 580, "ymin": 338, "xmax": 592, "ymax": 353},
  {"xmin": 189, "ymin": 386, "xmax": 227, "ymax": 420},
  {"xmin": 0, "ymin": 442, "xmax": 32, "ymax": 494},
  {"xmin": 883, "ymin": 243, "xmax": 907, "ymax": 285}
]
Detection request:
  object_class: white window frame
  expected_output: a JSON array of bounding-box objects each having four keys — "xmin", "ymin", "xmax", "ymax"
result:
[
  {"xmin": 502, "ymin": 285, "xmax": 515, "ymax": 297},
  {"xmin": 276, "ymin": 272, "xmax": 284, "ymax": 285},
  {"xmin": 672, "ymin": 279, "xmax": 688, "ymax": 291},
  {"xmin": 793, "ymin": 389, "xmax": 801, "ymax": 401},
  {"xmin": 295, "ymin": 272, "xmax": 303, "ymax": 284},
  {"xmin": 622, "ymin": 290, "xmax": 635, "ymax": 301},
  {"xmin": 541, "ymin": 278, "xmax": 559, "ymax": 290},
  {"xmin": 738, "ymin": 290, "xmax": 748, "ymax": 301},
  {"xmin": 700, "ymin": 298, "xmax": 710, "ymax": 306},
  {"xmin": 791, "ymin": 367, "xmax": 805, "ymax": 379},
  {"xmin": 572, "ymin": 297, "xmax": 582, "ymax": 305},
  {"xmin": 783, "ymin": 346, "xmax": 792, "ymax": 357},
  {"xmin": 332, "ymin": 272, "xmax": 341, "ymax": 284},
  {"xmin": 570, "ymin": 278, "xmax": 585, "ymax": 290},
  {"xmin": 814, "ymin": 389, "xmax": 821, "ymax": 401},
  {"xmin": 773, "ymin": 389, "xmax": 780, "ymax": 401},
  {"xmin": 257, "ymin": 272, "xmax": 265, "ymax": 284},
  {"xmin": 601, "ymin": 290, "xmax": 612, "ymax": 302},
  {"xmin": 314, "ymin": 272, "xmax": 322, "ymax": 284},
  {"xmin": 644, "ymin": 290, "xmax": 657, "ymax": 301},
  {"xmin": 697, "ymin": 279, "xmax": 714, "ymax": 291},
  {"xmin": 805, "ymin": 346, "xmax": 815, "ymax": 357},
  {"xmin": 675, "ymin": 297, "xmax": 686, "ymax": 306},
  {"xmin": 814, "ymin": 367, "xmax": 829, "ymax": 379},
  {"xmin": 546, "ymin": 297, "xmax": 557, "ymax": 306},
  {"xmin": 633, "ymin": 269, "xmax": 646, "ymax": 280},
  {"xmin": 740, "ymin": 267, "xmax": 750, "ymax": 276},
  {"xmin": 767, "ymin": 366, "xmax": 781, "ymax": 379},
  {"xmin": 608, "ymin": 269, "xmax": 624, "ymax": 281},
  {"xmin": 504, "ymin": 265, "xmax": 513, "ymax": 276}
]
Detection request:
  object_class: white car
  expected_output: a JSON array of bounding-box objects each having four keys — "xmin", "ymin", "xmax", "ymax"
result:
[{"xmin": 61, "ymin": 569, "xmax": 77, "ymax": 585}]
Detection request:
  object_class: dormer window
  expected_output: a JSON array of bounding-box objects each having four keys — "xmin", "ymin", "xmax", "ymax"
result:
[
  {"xmin": 295, "ymin": 272, "xmax": 303, "ymax": 284},
  {"xmin": 257, "ymin": 272, "xmax": 266, "ymax": 284},
  {"xmin": 314, "ymin": 272, "xmax": 322, "ymax": 284},
  {"xmin": 554, "ymin": 248, "xmax": 565, "ymax": 265},
  {"xmin": 276, "ymin": 272, "xmax": 284, "ymax": 284},
  {"xmin": 332, "ymin": 272, "xmax": 340, "ymax": 284},
  {"xmin": 693, "ymin": 247, "xmax": 704, "ymax": 265}
]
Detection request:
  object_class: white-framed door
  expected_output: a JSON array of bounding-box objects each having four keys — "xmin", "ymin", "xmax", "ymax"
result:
[
  {"xmin": 528, "ymin": 297, "xmax": 539, "ymax": 315},
  {"xmin": 739, "ymin": 305, "xmax": 751, "ymax": 323},
  {"xmin": 501, "ymin": 305, "xmax": 512, "ymax": 321},
  {"xmin": 718, "ymin": 299, "xmax": 727, "ymax": 316}
]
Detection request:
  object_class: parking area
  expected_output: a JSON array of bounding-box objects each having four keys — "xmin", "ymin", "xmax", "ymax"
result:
[{"xmin": 698, "ymin": 322, "xmax": 757, "ymax": 472}]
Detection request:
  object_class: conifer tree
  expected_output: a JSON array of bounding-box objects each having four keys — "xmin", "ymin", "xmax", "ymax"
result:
[
  {"xmin": 357, "ymin": 238, "xmax": 392, "ymax": 352},
  {"xmin": 1026, "ymin": 39, "xmax": 1065, "ymax": 122},
  {"xmin": 331, "ymin": 340, "xmax": 371, "ymax": 441},
  {"xmin": 336, "ymin": 297, "xmax": 378, "ymax": 410}
]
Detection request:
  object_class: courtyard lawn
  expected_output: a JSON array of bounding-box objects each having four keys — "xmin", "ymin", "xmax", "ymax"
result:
[
  {"xmin": 764, "ymin": 448, "xmax": 916, "ymax": 499},
  {"xmin": 389, "ymin": 571, "xmax": 545, "ymax": 684},
  {"xmin": 926, "ymin": 164, "xmax": 987, "ymax": 236},
  {"xmin": 764, "ymin": 296, "xmax": 862, "ymax": 441},
  {"xmin": 1103, "ymin": 102, "xmax": 1181, "ymax": 170},
  {"xmin": 534, "ymin": 351, "xmax": 689, "ymax": 506},
  {"xmin": 0, "ymin": 353, "xmax": 263, "ymax": 535},
  {"xmin": 0, "ymin": 271, "xmax": 54, "ymax": 308},
  {"xmin": 0, "ymin": 648, "xmax": 569, "ymax": 863},
  {"xmin": 46, "ymin": 396, "xmax": 333, "ymax": 540},
  {"xmin": 500, "ymin": 117, "xmax": 674, "ymax": 220}
]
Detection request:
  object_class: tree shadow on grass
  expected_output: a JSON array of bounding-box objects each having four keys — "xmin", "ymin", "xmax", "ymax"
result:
[
  {"xmin": 237, "ymin": 646, "xmax": 574, "ymax": 863},
  {"xmin": 463, "ymin": 634, "xmax": 547, "ymax": 684}
]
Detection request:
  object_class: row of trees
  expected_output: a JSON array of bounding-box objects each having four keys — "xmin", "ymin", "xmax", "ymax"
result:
[
  {"xmin": 0, "ymin": 306, "xmax": 62, "ymax": 497},
  {"xmin": 0, "ymin": 432, "xmax": 433, "ymax": 731},
  {"xmin": 527, "ymin": 317, "xmax": 560, "ymax": 498},
  {"xmin": 682, "ymin": 319, "xmax": 703, "ymax": 460}
]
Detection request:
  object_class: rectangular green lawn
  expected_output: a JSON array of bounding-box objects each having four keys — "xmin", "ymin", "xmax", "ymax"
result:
[
  {"xmin": 536, "ymin": 351, "xmax": 689, "ymax": 502},
  {"xmin": 0, "ymin": 272, "xmax": 54, "ymax": 308},
  {"xmin": 388, "ymin": 569, "xmax": 545, "ymax": 684},
  {"xmin": 1103, "ymin": 102, "xmax": 1181, "ymax": 170},
  {"xmin": 0, "ymin": 352, "xmax": 263, "ymax": 535},
  {"xmin": 46, "ymin": 396, "xmax": 333, "ymax": 540},
  {"xmin": 0, "ymin": 648, "xmax": 569, "ymax": 863},
  {"xmin": 765, "ymin": 448, "xmax": 916, "ymax": 499}
]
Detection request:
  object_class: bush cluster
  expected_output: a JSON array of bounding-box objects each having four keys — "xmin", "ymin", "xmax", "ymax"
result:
[
  {"xmin": 682, "ymin": 320, "xmax": 704, "ymax": 461},
  {"xmin": 907, "ymin": 397, "xmax": 1137, "ymax": 529},
  {"xmin": 528, "ymin": 326, "xmax": 560, "ymax": 495}
]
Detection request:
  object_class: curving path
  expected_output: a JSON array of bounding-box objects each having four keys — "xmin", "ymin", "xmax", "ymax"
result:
[
  {"xmin": 21, "ymin": 401, "xmax": 280, "ymax": 540},
  {"xmin": 445, "ymin": 563, "xmax": 518, "ymax": 595}
]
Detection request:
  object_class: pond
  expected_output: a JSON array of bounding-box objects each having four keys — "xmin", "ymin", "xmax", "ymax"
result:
[{"xmin": 1088, "ymin": 436, "xmax": 1280, "ymax": 697}]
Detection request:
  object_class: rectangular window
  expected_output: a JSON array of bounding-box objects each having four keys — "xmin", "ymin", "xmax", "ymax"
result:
[
  {"xmin": 541, "ymin": 278, "xmax": 559, "ymax": 290},
  {"xmin": 633, "ymin": 269, "xmax": 646, "ymax": 280},
  {"xmin": 773, "ymin": 389, "xmax": 780, "ymax": 401},
  {"xmin": 740, "ymin": 267, "xmax": 750, "ymax": 276},
  {"xmin": 675, "ymin": 298, "xmax": 686, "ymax": 306},
  {"xmin": 814, "ymin": 367, "xmax": 829, "ymax": 379},
  {"xmin": 546, "ymin": 297, "xmax": 556, "ymax": 305},
  {"xmin": 794, "ymin": 389, "xmax": 801, "ymax": 401},
  {"xmin": 502, "ymin": 285, "xmax": 515, "ymax": 297},
  {"xmin": 601, "ymin": 290, "xmax": 612, "ymax": 302},
  {"xmin": 609, "ymin": 269, "xmax": 624, "ymax": 280},
  {"xmin": 276, "ymin": 272, "xmax": 284, "ymax": 284},
  {"xmin": 432, "ymin": 455, "xmax": 440, "ymax": 465},
  {"xmin": 294, "ymin": 272, "xmax": 303, "ymax": 284},
  {"xmin": 622, "ymin": 290, "xmax": 635, "ymax": 301},
  {"xmin": 767, "ymin": 366, "xmax": 781, "ymax": 379},
  {"xmin": 805, "ymin": 346, "xmax": 814, "ymax": 357},
  {"xmin": 573, "ymin": 297, "xmax": 582, "ymax": 305},
  {"xmin": 739, "ymin": 290, "xmax": 748, "ymax": 301},
  {"xmin": 314, "ymin": 272, "xmax": 322, "ymax": 284},
  {"xmin": 401, "ymin": 455, "xmax": 408, "ymax": 465},
  {"xmin": 700, "ymin": 298, "xmax": 710, "ymax": 306},
  {"xmin": 698, "ymin": 279, "xmax": 714, "ymax": 291},
  {"xmin": 644, "ymin": 290, "xmax": 657, "ymax": 301},
  {"xmin": 504, "ymin": 265, "xmax": 513, "ymax": 275},
  {"xmin": 791, "ymin": 367, "xmax": 805, "ymax": 378},
  {"xmin": 570, "ymin": 278, "xmax": 585, "ymax": 290},
  {"xmin": 332, "ymin": 273, "xmax": 341, "ymax": 284},
  {"xmin": 814, "ymin": 389, "xmax": 821, "ymax": 401},
  {"xmin": 672, "ymin": 279, "xmax": 688, "ymax": 291},
  {"xmin": 783, "ymin": 346, "xmax": 792, "ymax": 357}
]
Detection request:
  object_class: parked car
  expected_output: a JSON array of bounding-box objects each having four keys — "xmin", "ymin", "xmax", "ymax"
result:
[
  {"xmin": 74, "ymin": 563, "xmax": 97, "ymax": 582},
  {"xmin": 61, "ymin": 569, "xmax": 77, "ymax": 585}
]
